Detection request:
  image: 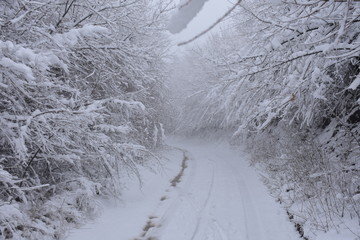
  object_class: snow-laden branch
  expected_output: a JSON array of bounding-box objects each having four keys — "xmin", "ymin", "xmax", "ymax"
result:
[
  {"xmin": 167, "ymin": 0, "xmax": 210, "ymax": 34},
  {"xmin": 177, "ymin": 0, "xmax": 242, "ymax": 46}
]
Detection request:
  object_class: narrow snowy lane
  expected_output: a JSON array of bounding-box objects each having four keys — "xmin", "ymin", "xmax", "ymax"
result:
[
  {"xmin": 67, "ymin": 137, "xmax": 300, "ymax": 240},
  {"xmin": 143, "ymin": 137, "xmax": 299, "ymax": 240}
]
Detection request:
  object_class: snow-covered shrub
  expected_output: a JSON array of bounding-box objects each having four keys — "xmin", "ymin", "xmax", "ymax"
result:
[
  {"xmin": 0, "ymin": 0, "xmax": 170, "ymax": 238},
  {"xmin": 174, "ymin": 0, "xmax": 360, "ymax": 238}
]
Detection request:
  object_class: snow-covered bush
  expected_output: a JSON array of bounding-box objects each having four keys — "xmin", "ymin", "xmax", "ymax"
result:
[
  {"xmin": 0, "ymin": 0, "xmax": 170, "ymax": 238},
  {"xmin": 174, "ymin": 0, "xmax": 360, "ymax": 238}
]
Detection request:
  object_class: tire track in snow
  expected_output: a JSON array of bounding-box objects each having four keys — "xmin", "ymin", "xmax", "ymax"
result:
[
  {"xmin": 137, "ymin": 146, "xmax": 197, "ymax": 240},
  {"xmin": 186, "ymin": 156, "xmax": 230, "ymax": 240},
  {"xmin": 213, "ymin": 220, "xmax": 229, "ymax": 240},
  {"xmin": 156, "ymin": 147, "xmax": 198, "ymax": 224},
  {"xmin": 154, "ymin": 145, "xmax": 242, "ymax": 240},
  {"xmin": 202, "ymin": 219, "xmax": 229, "ymax": 240},
  {"xmin": 68, "ymin": 138, "xmax": 299, "ymax": 240},
  {"xmin": 190, "ymin": 162, "xmax": 215, "ymax": 240},
  {"xmin": 229, "ymin": 160, "xmax": 263, "ymax": 240},
  {"xmin": 138, "ymin": 138, "xmax": 299, "ymax": 240}
]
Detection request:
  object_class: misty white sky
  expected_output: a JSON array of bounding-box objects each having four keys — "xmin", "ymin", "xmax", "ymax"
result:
[{"xmin": 170, "ymin": 0, "xmax": 235, "ymax": 46}]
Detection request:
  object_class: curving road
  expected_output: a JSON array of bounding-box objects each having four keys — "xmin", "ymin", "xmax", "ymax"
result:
[
  {"xmin": 67, "ymin": 137, "xmax": 300, "ymax": 240},
  {"xmin": 142, "ymin": 137, "xmax": 300, "ymax": 240}
]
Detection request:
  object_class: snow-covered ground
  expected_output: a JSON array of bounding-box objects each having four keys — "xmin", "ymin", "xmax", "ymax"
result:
[{"xmin": 66, "ymin": 136, "xmax": 300, "ymax": 240}]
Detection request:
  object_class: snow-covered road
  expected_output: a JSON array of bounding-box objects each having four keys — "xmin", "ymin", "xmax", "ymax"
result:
[{"xmin": 67, "ymin": 137, "xmax": 299, "ymax": 240}]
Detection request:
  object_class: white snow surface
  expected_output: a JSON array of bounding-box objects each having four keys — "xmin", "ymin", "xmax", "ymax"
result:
[{"xmin": 66, "ymin": 136, "xmax": 300, "ymax": 240}]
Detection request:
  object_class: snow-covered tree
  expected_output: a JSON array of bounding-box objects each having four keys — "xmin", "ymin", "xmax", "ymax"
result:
[
  {"xmin": 175, "ymin": 0, "xmax": 360, "ymax": 237},
  {"xmin": 0, "ymin": 0, "xmax": 171, "ymax": 239}
]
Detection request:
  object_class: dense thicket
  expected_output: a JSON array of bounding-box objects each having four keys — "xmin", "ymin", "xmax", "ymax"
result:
[
  {"xmin": 175, "ymin": 1, "xmax": 360, "ymax": 238},
  {"xmin": 0, "ymin": 0, "xmax": 171, "ymax": 239}
]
